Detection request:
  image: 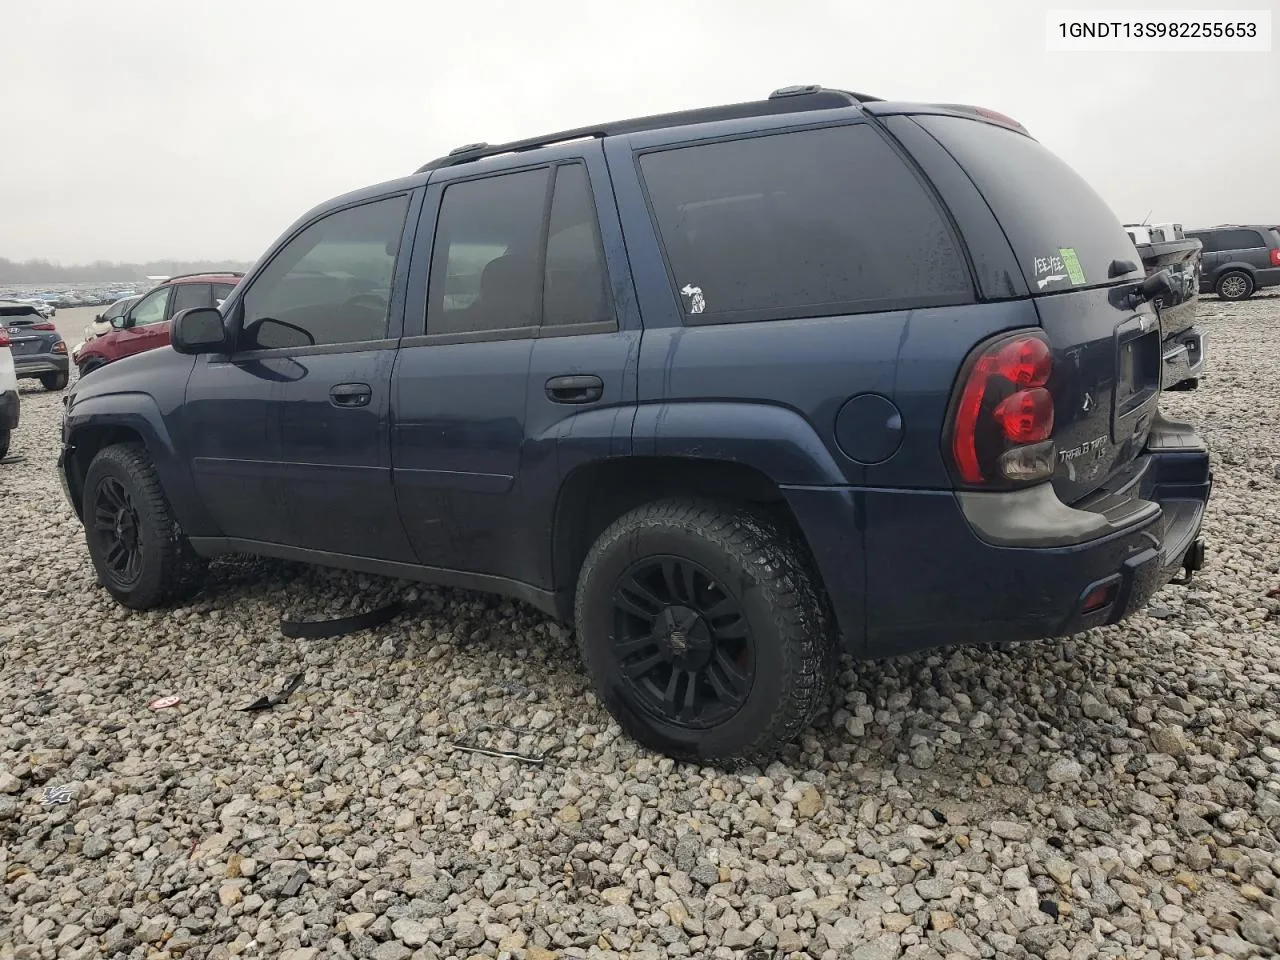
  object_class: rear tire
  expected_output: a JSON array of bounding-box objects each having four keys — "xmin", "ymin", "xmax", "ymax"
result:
[
  {"xmin": 40, "ymin": 371, "xmax": 68, "ymax": 391},
  {"xmin": 82, "ymin": 443, "xmax": 207, "ymax": 610},
  {"xmin": 574, "ymin": 498, "xmax": 835, "ymax": 764},
  {"xmin": 1216, "ymin": 270, "xmax": 1254, "ymax": 301}
]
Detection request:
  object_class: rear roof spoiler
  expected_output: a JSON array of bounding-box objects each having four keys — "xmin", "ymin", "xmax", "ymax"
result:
[{"xmin": 862, "ymin": 101, "xmax": 1032, "ymax": 137}]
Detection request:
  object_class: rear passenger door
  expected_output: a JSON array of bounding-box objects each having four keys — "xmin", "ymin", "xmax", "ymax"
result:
[{"xmin": 393, "ymin": 144, "xmax": 639, "ymax": 587}]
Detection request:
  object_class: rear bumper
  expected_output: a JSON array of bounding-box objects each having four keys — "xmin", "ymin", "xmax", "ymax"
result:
[
  {"xmin": 14, "ymin": 354, "xmax": 69, "ymax": 378},
  {"xmin": 0, "ymin": 389, "xmax": 18, "ymax": 430},
  {"xmin": 785, "ymin": 412, "xmax": 1211, "ymax": 658}
]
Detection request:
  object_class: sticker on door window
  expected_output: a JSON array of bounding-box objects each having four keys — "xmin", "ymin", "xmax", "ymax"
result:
[{"xmin": 680, "ymin": 283, "xmax": 706, "ymax": 315}]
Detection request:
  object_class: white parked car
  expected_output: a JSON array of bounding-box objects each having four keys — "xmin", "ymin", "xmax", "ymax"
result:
[
  {"xmin": 81, "ymin": 294, "xmax": 141, "ymax": 345},
  {"xmin": 0, "ymin": 323, "xmax": 19, "ymax": 459}
]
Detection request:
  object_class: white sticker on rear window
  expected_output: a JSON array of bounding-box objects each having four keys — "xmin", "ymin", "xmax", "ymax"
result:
[
  {"xmin": 1033, "ymin": 253, "xmax": 1066, "ymax": 278},
  {"xmin": 680, "ymin": 284, "xmax": 706, "ymax": 315}
]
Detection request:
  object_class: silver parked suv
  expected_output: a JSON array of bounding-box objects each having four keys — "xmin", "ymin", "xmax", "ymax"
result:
[{"xmin": 1185, "ymin": 224, "xmax": 1280, "ymax": 300}]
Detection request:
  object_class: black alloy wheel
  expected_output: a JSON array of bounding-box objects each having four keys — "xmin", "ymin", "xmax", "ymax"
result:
[
  {"xmin": 611, "ymin": 555, "xmax": 753, "ymax": 729},
  {"xmin": 92, "ymin": 475, "xmax": 144, "ymax": 587}
]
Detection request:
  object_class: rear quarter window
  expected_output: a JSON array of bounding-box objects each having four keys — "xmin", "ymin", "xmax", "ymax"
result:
[
  {"xmin": 637, "ymin": 123, "xmax": 973, "ymax": 324},
  {"xmin": 913, "ymin": 115, "xmax": 1142, "ymax": 293}
]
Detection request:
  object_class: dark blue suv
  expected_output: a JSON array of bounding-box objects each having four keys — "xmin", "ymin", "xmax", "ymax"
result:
[{"xmin": 58, "ymin": 86, "xmax": 1211, "ymax": 762}]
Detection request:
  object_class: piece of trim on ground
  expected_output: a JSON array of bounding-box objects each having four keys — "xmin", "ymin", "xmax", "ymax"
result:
[{"xmin": 279, "ymin": 599, "xmax": 407, "ymax": 639}]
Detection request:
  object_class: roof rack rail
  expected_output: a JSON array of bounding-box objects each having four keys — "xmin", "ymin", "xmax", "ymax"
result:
[
  {"xmin": 156, "ymin": 271, "xmax": 246, "ymax": 284},
  {"xmin": 417, "ymin": 86, "xmax": 877, "ymax": 173}
]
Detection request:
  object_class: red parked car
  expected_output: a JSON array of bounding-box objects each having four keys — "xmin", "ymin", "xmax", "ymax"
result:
[{"xmin": 73, "ymin": 273, "xmax": 242, "ymax": 377}]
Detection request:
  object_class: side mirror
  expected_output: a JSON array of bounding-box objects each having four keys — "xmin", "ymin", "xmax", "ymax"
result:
[
  {"xmin": 94, "ymin": 313, "xmax": 102, "ymax": 321},
  {"xmin": 171, "ymin": 307, "xmax": 230, "ymax": 355},
  {"xmin": 110, "ymin": 316, "xmax": 127, "ymax": 329}
]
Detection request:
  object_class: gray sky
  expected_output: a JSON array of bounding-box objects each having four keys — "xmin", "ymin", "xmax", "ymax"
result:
[{"xmin": 3, "ymin": 0, "xmax": 1276, "ymax": 263}]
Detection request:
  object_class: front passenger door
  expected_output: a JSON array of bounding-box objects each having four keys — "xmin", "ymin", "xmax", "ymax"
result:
[
  {"xmin": 234, "ymin": 193, "xmax": 418, "ymax": 561},
  {"xmin": 117, "ymin": 286, "xmax": 171, "ymax": 359}
]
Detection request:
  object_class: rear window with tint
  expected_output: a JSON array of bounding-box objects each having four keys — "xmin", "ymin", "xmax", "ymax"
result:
[
  {"xmin": 913, "ymin": 115, "xmax": 1143, "ymax": 293},
  {"xmin": 638, "ymin": 124, "xmax": 973, "ymax": 324}
]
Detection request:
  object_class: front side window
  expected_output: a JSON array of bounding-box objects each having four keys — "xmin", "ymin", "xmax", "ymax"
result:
[
  {"xmin": 240, "ymin": 195, "xmax": 409, "ymax": 350},
  {"xmin": 130, "ymin": 287, "xmax": 171, "ymax": 326},
  {"xmin": 427, "ymin": 169, "xmax": 549, "ymax": 336},
  {"xmin": 170, "ymin": 283, "xmax": 212, "ymax": 315},
  {"xmin": 638, "ymin": 124, "xmax": 972, "ymax": 324}
]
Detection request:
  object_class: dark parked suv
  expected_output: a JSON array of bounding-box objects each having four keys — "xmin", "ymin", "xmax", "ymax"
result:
[
  {"xmin": 1184, "ymin": 224, "xmax": 1280, "ymax": 300},
  {"xmin": 58, "ymin": 87, "xmax": 1212, "ymax": 761},
  {"xmin": 0, "ymin": 300, "xmax": 69, "ymax": 390}
]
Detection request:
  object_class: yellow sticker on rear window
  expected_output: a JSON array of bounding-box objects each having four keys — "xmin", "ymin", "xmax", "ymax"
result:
[{"xmin": 1059, "ymin": 247, "xmax": 1086, "ymax": 285}]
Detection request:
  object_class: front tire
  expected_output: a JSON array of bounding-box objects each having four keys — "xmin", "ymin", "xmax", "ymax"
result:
[
  {"xmin": 82, "ymin": 443, "xmax": 206, "ymax": 609},
  {"xmin": 574, "ymin": 498, "xmax": 835, "ymax": 764},
  {"xmin": 1216, "ymin": 270, "xmax": 1254, "ymax": 301},
  {"xmin": 41, "ymin": 371, "xmax": 68, "ymax": 391}
]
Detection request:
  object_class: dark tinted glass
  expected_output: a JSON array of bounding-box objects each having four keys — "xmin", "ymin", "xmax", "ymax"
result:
[
  {"xmin": 639, "ymin": 124, "xmax": 971, "ymax": 323},
  {"xmin": 915, "ymin": 115, "xmax": 1143, "ymax": 292},
  {"xmin": 1216, "ymin": 229, "xmax": 1266, "ymax": 251},
  {"xmin": 170, "ymin": 283, "xmax": 211, "ymax": 314},
  {"xmin": 544, "ymin": 164, "xmax": 613, "ymax": 329},
  {"xmin": 212, "ymin": 282, "xmax": 236, "ymax": 305},
  {"xmin": 241, "ymin": 195, "xmax": 408, "ymax": 350},
  {"xmin": 427, "ymin": 168, "xmax": 549, "ymax": 336}
]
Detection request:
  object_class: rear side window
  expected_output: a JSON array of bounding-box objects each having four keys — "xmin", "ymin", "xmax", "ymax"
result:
[
  {"xmin": 170, "ymin": 283, "xmax": 211, "ymax": 314},
  {"xmin": 638, "ymin": 124, "xmax": 972, "ymax": 324},
  {"xmin": 427, "ymin": 168, "xmax": 550, "ymax": 336},
  {"xmin": 914, "ymin": 115, "xmax": 1142, "ymax": 292},
  {"xmin": 1214, "ymin": 229, "xmax": 1265, "ymax": 251}
]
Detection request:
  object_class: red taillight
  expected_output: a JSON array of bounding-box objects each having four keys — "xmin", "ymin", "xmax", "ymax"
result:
[
  {"xmin": 53, "ymin": 340, "xmax": 68, "ymax": 355},
  {"xmin": 994, "ymin": 388, "xmax": 1054, "ymax": 443},
  {"xmin": 1269, "ymin": 248, "xmax": 1280, "ymax": 267},
  {"xmin": 948, "ymin": 332, "xmax": 1057, "ymax": 487},
  {"xmin": 994, "ymin": 337, "xmax": 1052, "ymax": 388},
  {"xmin": 0, "ymin": 330, "xmax": 8, "ymax": 348},
  {"xmin": 31, "ymin": 322, "xmax": 56, "ymax": 331}
]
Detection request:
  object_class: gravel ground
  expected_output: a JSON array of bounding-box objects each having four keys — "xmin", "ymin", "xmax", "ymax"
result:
[{"xmin": 3, "ymin": 296, "xmax": 1280, "ymax": 960}]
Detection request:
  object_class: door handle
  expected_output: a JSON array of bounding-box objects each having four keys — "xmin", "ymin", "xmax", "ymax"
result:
[
  {"xmin": 545, "ymin": 374, "xmax": 603, "ymax": 404},
  {"xmin": 329, "ymin": 382, "xmax": 372, "ymax": 408}
]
